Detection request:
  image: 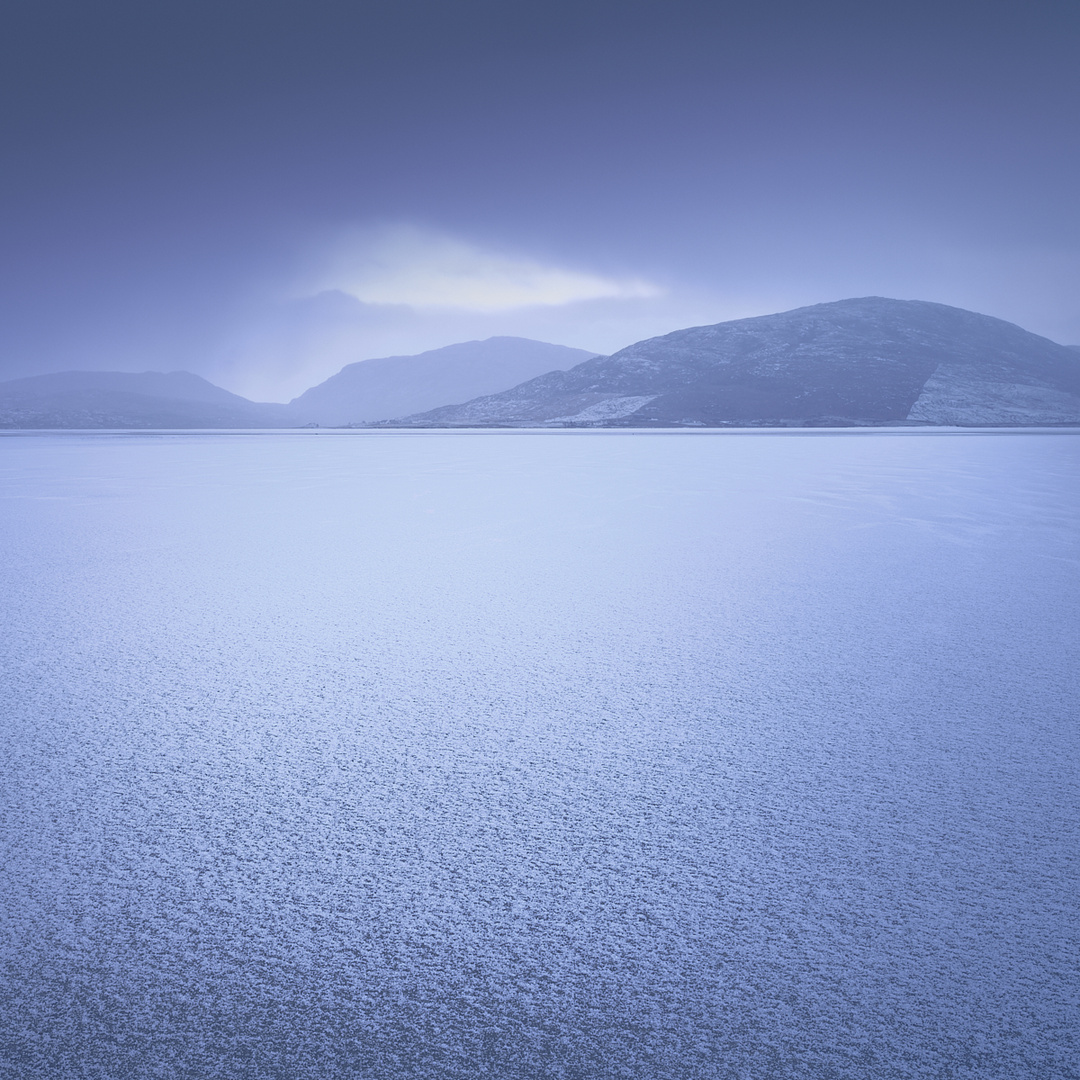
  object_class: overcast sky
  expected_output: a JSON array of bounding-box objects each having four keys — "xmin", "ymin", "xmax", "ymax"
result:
[{"xmin": 3, "ymin": 0, "xmax": 1078, "ymax": 400}]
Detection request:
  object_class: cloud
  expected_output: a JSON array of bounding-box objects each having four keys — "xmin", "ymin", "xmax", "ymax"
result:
[
  {"xmin": 214, "ymin": 224, "xmax": 774, "ymax": 401},
  {"xmin": 310, "ymin": 225, "xmax": 661, "ymax": 311}
]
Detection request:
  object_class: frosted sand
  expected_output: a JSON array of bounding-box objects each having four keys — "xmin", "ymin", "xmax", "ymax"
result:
[{"xmin": 1, "ymin": 429, "xmax": 1077, "ymax": 1078}]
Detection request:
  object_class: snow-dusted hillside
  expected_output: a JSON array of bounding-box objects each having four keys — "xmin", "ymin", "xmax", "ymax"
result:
[{"xmin": 397, "ymin": 298, "xmax": 1080, "ymax": 426}]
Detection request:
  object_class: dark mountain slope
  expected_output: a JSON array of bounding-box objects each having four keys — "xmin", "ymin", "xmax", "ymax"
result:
[
  {"xmin": 398, "ymin": 299, "xmax": 1080, "ymax": 427},
  {"xmin": 288, "ymin": 337, "xmax": 597, "ymax": 425}
]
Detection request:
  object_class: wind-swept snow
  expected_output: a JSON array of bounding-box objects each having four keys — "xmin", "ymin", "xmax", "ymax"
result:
[{"xmin": 1, "ymin": 428, "xmax": 1078, "ymax": 1079}]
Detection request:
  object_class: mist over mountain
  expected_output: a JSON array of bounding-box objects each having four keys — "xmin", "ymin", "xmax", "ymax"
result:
[
  {"xmin": 0, "ymin": 339, "xmax": 595, "ymax": 429},
  {"xmin": 0, "ymin": 371, "xmax": 291, "ymax": 429},
  {"xmin": 286, "ymin": 337, "xmax": 597, "ymax": 426},
  {"xmin": 397, "ymin": 298, "xmax": 1080, "ymax": 427}
]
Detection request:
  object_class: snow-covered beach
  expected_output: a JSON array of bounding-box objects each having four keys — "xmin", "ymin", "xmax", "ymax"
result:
[{"xmin": 2, "ymin": 429, "xmax": 1078, "ymax": 1078}]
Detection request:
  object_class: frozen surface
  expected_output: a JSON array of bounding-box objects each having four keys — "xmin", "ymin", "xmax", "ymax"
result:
[{"xmin": 1, "ymin": 428, "xmax": 1078, "ymax": 1080}]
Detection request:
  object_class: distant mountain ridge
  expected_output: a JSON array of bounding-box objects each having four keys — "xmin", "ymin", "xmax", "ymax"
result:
[
  {"xmin": 0, "ymin": 370, "xmax": 292, "ymax": 429},
  {"xmin": 3, "ymin": 305, "xmax": 1078, "ymax": 429},
  {"xmin": 0, "ymin": 338, "xmax": 595, "ymax": 429},
  {"xmin": 286, "ymin": 337, "xmax": 596, "ymax": 425},
  {"xmin": 396, "ymin": 298, "xmax": 1080, "ymax": 427}
]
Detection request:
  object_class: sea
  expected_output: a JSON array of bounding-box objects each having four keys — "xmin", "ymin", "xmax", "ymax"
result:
[{"xmin": 1, "ymin": 428, "xmax": 1077, "ymax": 1079}]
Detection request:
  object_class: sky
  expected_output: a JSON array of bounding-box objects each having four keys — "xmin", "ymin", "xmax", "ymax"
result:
[{"xmin": 2, "ymin": 0, "xmax": 1078, "ymax": 401}]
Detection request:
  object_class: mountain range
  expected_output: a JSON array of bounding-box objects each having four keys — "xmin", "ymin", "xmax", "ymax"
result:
[
  {"xmin": 2, "ymin": 299, "xmax": 1078, "ymax": 429},
  {"xmin": 0, "ymin": 339, "xmax": 592, "ymax": 430}
]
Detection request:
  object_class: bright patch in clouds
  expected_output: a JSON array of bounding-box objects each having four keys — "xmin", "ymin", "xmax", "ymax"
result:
[{"xmin": 314, "ymin": 226, "xmax": 660, "ymax": 311}]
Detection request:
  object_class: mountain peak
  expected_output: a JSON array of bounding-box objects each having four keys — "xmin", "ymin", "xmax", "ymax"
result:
[
  {"xmin": 396, "ymin": 298, "xmax": 1080, "ymax": 428},
  {"xmin": 287, "ymin": 337, "xmax": 598, "ymax": 425}
]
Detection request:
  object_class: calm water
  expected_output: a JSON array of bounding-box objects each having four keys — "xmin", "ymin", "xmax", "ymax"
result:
[{"xmin": 1, "ymin": 429, "xmax": 1078, "ymax": 1079}]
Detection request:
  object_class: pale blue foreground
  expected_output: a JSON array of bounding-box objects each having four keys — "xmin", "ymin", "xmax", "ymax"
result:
[{"xmin": 1, "ymin": 429, "xmax": 1077, "ymax": 1079}]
